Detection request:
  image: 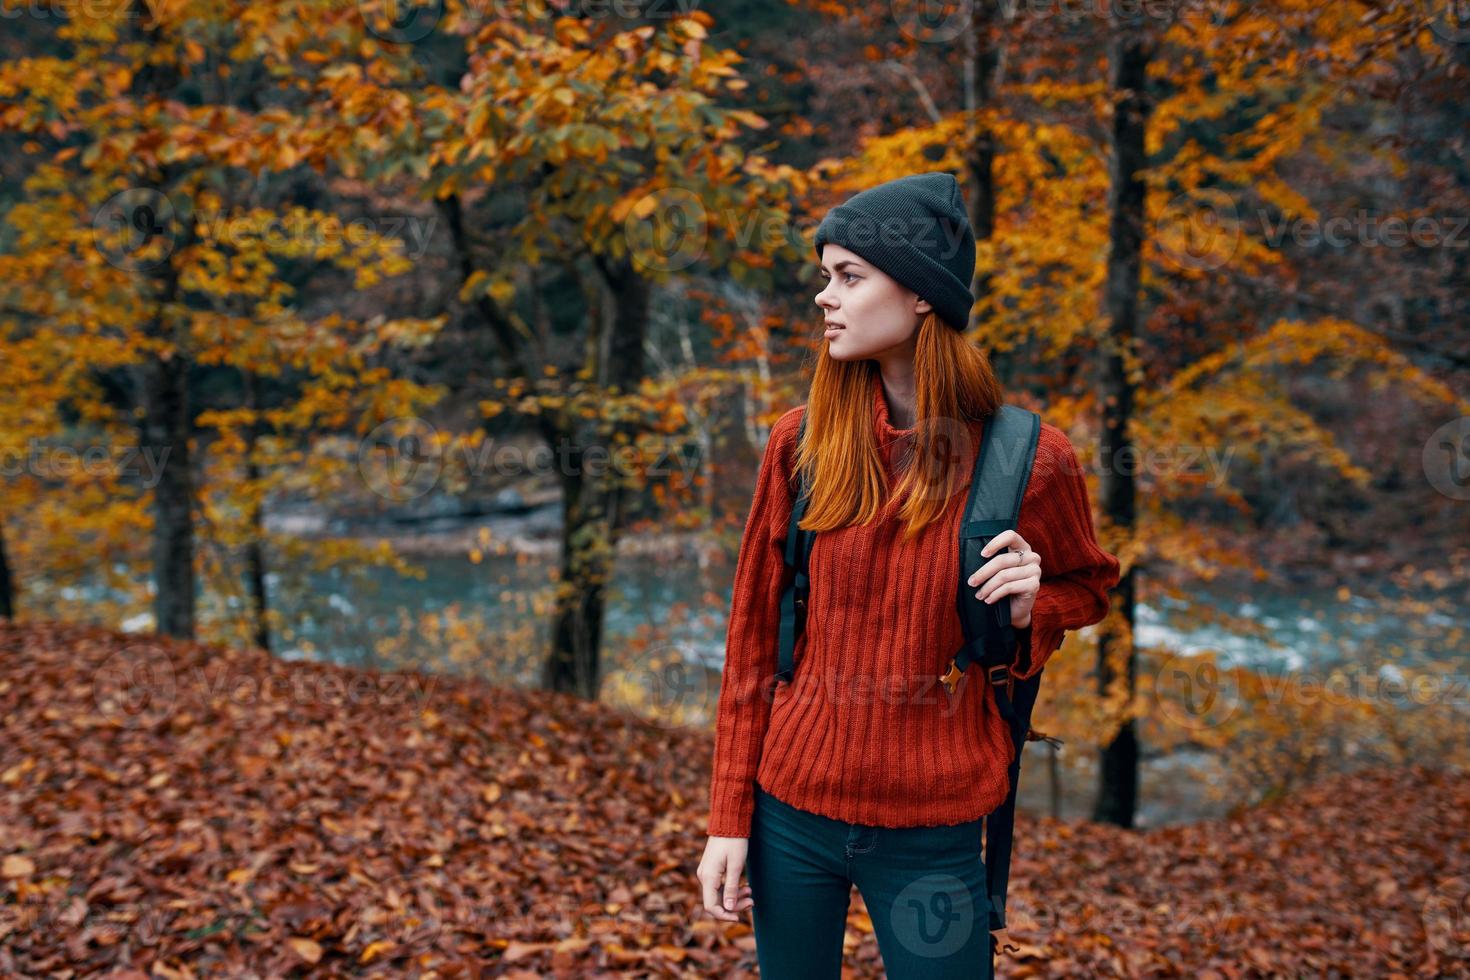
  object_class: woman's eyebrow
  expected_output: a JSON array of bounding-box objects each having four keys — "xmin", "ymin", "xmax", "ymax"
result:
[{"xmin": 819, "ymin": 260, "xmax": 863, "ymax": 276}]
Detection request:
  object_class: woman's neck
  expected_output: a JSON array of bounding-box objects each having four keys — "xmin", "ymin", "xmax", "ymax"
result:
[{"xmin": 875, "ymin": 364, "xmax": 918, "ymax": 431}]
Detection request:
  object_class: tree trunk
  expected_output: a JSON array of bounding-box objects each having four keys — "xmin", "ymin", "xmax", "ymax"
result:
[
  {"xmin": 0, "ymin": 516, "xmax": 13, "ymax": 619},
  {"xmin": 139, "ymin": 351, "xmax": 196, "ymax": 639},
  {"xmin": 963, "ymin": 1, "xmax": 1001, "ymax": 337},
  {"xmin": 441, "ymin": 190, "xmax": 651, "ymax": 700},
  {"xmin": 126, "ymin": 0, "xmax": 195, "ymax": 640},
  {"xmin": 243, "ymin": 370, "xmax": 270, "ymax": 651},
  {"xmin": 543, "ymin": 261, "xmax": 649, "ymax": 697},
  {"xmin": 545, "ymin": 462, "xmax": 620, "ymax": 699},
  {"xmin": 1091, "ymin": 20, "xmax": 1151, "ymax": 828}
]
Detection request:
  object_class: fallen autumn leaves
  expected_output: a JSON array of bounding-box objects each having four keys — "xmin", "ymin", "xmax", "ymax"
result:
[{"xmin": 1, "ymin": 620, "xmax": 1467, "ymax": 977}]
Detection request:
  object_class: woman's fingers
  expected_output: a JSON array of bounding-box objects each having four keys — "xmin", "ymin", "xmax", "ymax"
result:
[
  {"xmin": 982, "ymin": 563, "xmax": 1042, "ymax": 598},
  {"xmin": 722, "ymin": 855, "xmax": 747, "ymax": 912},
  {"xmin": 700, "ymin": 862, "xmax": 725, "ymax": 918},
  {"xmin": 967, "ymin": 534, "xmax": 1033, "ymax": 588},
  {"xmin": 972, "ymin": 548, "xmax": 1041, "ymax": 594},
  {"xmin": 981, "ymin": 529, "xmax": 1022, "ymax": 556},
  {"xmin": 699, "ymin": 856, "xmax": 753, "ymax": 921},
  {"xmin": 981, "ymin": 577, "xmax": 1038, "ymax": 602}
]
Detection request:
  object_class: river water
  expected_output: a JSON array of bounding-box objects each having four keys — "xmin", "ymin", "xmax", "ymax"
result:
[{"xmin": 68, "ymin": 501, "xmax": 1464, "ymax": 827}]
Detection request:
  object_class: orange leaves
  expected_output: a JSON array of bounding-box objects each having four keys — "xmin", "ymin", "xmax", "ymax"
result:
[
  {"xmin": 725, "ymin": 109, "xmax": 768, "ymax": 131},
  {"xmin": 286, "ymin": 937, "xmax": 323, "ymax": 964},
  {"xmin": 2, "ymin": 854, "xmax": 36, "ymax": 878},
  {"xmin": 2, "ymin": 618, "xmax": 1465, "ymax": 976}
]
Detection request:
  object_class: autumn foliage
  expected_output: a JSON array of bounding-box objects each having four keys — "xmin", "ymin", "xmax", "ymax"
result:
[
  {"xmin": 2, "ymin": 620, "xmax": 1468, "ymax": 977},
  {"xmin": 2, "ymin": 0, "xmax": 1468, "ymax": 975}
]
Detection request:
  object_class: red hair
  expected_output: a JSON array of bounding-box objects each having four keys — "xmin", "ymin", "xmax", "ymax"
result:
[{"xmin": 794, "ymin": 311, "xmax": 1004, "ymax": 541}]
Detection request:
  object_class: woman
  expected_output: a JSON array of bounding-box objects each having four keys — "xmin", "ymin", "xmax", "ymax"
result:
[{"xmin": 696, "ymin": 172, "xmax": 1121, "ymax": 979}]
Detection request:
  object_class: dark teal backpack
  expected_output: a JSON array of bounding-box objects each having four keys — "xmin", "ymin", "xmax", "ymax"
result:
[{"xmin": 773, "ymin": 404, "xmax": 1062, "ymax": 953}]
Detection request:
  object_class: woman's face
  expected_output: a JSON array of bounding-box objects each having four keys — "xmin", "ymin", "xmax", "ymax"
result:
[{"xmin": 814, "ymin": 243, "xmax": 931, "ymax": 362}]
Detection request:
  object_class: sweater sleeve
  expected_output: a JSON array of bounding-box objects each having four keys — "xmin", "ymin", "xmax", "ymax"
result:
[
  {"xmin": 1011, "ymin": 423, "xmax": 1121, "ymax": 682},
  {"xmin": 706, "ymin": 405, "xmax": 804, "ymax": 838}
]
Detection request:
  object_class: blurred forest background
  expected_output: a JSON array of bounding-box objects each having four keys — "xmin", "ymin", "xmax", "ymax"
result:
[{"xmin": 2, "ymin": 0, "xmax": 1469, "ymax": 975}]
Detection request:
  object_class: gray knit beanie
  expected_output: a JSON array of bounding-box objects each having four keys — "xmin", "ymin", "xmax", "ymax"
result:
[{"xmin": 812, "ymin": 171, "xmax": 976, "ymax": 332}]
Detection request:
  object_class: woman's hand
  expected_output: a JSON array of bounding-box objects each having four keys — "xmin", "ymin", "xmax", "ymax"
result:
[
  {"xmin": 698, "ymin": 836, "xmax": 754, "ymax": 921},
  {"xmin": 965, "ymin": 529, "xmax": 1041, "ymax": 628}
]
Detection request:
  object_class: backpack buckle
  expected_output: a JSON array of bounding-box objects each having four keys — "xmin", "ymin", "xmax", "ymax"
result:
[
  {"xmin": 939, "ymin": 658, "xmax": 963, "ymax": 695},
  {"xmin": 986, "ymin": 663, "xmax": 1013, "ymax": 694}
]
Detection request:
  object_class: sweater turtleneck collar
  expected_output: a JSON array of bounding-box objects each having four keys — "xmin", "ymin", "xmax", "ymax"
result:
[{"xmin": 872, "ymin": 371, "xmax": 916, "ymax": 443}]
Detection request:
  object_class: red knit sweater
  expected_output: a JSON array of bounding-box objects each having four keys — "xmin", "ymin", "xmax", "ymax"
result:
[{"xmin": 706, "ymin": 372, "xmax": 1122, "ymax": 837}]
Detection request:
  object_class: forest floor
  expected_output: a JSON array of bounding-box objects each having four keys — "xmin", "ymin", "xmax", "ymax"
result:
[{"xmin": 1, "ymin": 619, "xmax": 1467, "ymax": 978}]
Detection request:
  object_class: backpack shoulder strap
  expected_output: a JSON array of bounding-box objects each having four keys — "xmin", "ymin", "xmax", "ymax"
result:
[
  {"xmin": 947, "ymin": 404, "xmax": 1051, "ymax": 944},
  {"xmin": 948, "ymin": 403, "xmax": 1042, "ymax": 693},
  {"xmin": 775, "ymin": 409, "xmax": 814, "ymax": 685}
]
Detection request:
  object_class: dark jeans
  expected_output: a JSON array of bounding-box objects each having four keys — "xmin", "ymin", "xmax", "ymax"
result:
[{"xmin": 747, "ymin": 783, "xmax": 993, "ymax": 980}]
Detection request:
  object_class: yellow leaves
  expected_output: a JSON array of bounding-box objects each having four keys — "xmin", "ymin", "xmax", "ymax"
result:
[
  {"xmin": 481, "ymin": 277, "xmax": 514, "ymax": 306},
  {"xmin": 612, "ymin": 29, "xmax": 648, "ymax": 59},
  {"xmin": 726, "ymin": 109, "xmax": 767, "ymax": 131},
  {"xmin": 359, "ymin": 940, "xmax": 395, "ymax": 964},
  {"xmin": 629, "ymin": 191, "xmax": 660, "ymax": 220},
  {"xmin": 287, "ymin": 937, "xmax": 323, "ymax": 964},
  {"xmin": 108, "ymin": 67, "xmax": 134, "ymax": 97},
  {"xmin": 2, "ymin": 854, "xmax": 36, "ymax": 878},
  {"xmin": 465, "ymin": 98, "xmax": 493, "ymax": 142},
  {"xmin": 1, "ymin": 759, "xmax": 31, "ymax": 785},
  {"xmin": 319, "ymin": 63, "xmax": 363, "ymax": 81},
  {"xmin": 552, "ymin": 17, "xmax": 590, "ymax": 46},
  {"xmin": 318, "ymin": 815, "xmax": 351, "ymax": 835}
]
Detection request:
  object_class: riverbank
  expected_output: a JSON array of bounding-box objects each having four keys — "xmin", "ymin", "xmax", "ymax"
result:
[
  {"xmin": 1, "ymin": 619, "xmax": 1465, "ymax": 977},
  {"xmin": 265, "ymin": 483, "xmax": 725, "ymax": 563}
]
